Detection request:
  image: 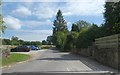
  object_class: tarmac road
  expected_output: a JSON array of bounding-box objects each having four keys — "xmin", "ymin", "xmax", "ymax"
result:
[{"xmin": 2, "ymin": 48, "xmax": 119, "ymax": 75}]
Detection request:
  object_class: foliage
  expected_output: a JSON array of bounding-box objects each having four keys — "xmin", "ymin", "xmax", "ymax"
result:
[
  {"xmin": 52, "ymin": 10, "xmax": 68, "ymax": 49},
  {"xmin": 71, "ymin": 23, "xmax": 79, "ymax": 32},
  {"xmin": 75, "ymin": 20, "xmax": 91, "ymax": 31},
  {"xmin": 42, "ymin": 40, "xmax": 48, "ymax": 45},
  {"xmin": 2, "ymin": 39, "xmax": 11, "ymax": 45},
  {"xmin": 76, "ymin": 24, "xmax": 101, "ymax": 48},
  {"xmin": 104, "ymin": 2, "xmax": 120, "ymax": 35},
  {"xmin": 2, "ymin": 36, "xmax": 42, "ymax": 46},
  {"xmin": 51, "ymin": 10, "xmax": 103, "ymax": 51},
  {"xmin": 53, "ymin": 10, "xmax": 68, "ymax": 35},
  {"xmin": 64, "ymin": 32, "xmax": 79, "ymax": 50},
  {"xmin": 22, "ymin": 41, "xmax": 42, "ymax": 46},
  {"xmin": 46, "ymin": 36, "xmax": 53, "ymax": 45},
  {"xmin": 11, "ymin": 36, "xmax": 19, "ymax": 41},
  {"xmin": 67, "ymin": 20, "xmax": 93, "ymax": 49},
  {"xmin": 53, "ymin": 31, "xmax": 67, "ymax": 49},
  {"xmin": 112, "ymin": 23, "xmax": 120, "ymax": 34},
  {"xmin": 31, "ymin": 41, "xmax": 41, "ymax": 46},
  {"xmin": 49, "ymin": 7, "xmax": 120, "ymax": 51},
  {"xmin": 0, "ymin": 1, "xmax": 6, "ymax": 34},
  {"xmin": 11, "ymin": 36, "xmax": 19, "ymax": 45},
  {"xmin": 0, "ymin": 13, "xmax": 6, "ymax": 34},
  {"xmin": 41, "ymin": 45, "xmax": 53, "ymax": 49}
]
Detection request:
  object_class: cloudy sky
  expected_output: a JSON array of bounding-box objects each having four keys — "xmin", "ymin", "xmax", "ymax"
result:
[{"xmin": 2, "ymin": 0, "xmax": 105, "ymax": 41}]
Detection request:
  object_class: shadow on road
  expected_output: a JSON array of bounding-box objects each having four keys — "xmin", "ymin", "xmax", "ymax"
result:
[
  {"xmin": 36, "ymin": 53, "xmax": 80, "ymax": 60},
  {"xmin": 36, "ymin": 49, "xmax": 119, "ymax": 73}
]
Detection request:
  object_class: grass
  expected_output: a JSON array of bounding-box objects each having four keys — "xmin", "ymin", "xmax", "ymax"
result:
[{"xmin": 1, "ymin": 53, "xmax": 30, "ymax": 66}]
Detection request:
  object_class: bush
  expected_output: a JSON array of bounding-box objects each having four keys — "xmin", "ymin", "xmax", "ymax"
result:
[
  {"xmin": 53, "ymin": 31, "xmax": 67, "ymax": 49},
  {"xmin": 64, "ymin": 32, "xmax": 79, "ymax": 50},
  {"xmin": 76, "ymin": 24, "xmax": 101, "ymax": 49},
  {"xmin": 41, "ymin": 45, "xmax": 53, "ymax": 49}
]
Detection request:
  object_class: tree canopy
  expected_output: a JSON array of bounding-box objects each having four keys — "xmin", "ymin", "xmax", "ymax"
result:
[
  {"xmin": 53, "ymin": 10, "xmax": 68, "ymax": 35},
  {"xmin": 3, "ymin": 36, "xmax": 42, "ymax": 46},
  {"xmin": 0, "ymin": 1, "xmax": 6, "ymax": 34},
  {"xmin": 104, "ymin": 2, "xmax": 120, "ymax": 35},
  {"xmin": 71, "ymin": 24, "xmax": 79, "ymax": 32},
  {"xmin": 52, "ymin": 10, "xmax": 68, "ymax": 50}
]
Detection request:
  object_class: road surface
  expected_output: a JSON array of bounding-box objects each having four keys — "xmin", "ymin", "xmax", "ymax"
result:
[{"xmin": 2, "ymin": 48, "xmax": 119, "ymax": 75}]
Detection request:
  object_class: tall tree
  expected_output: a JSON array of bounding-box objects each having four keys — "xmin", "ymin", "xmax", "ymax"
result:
[
  {"xmin": 53, "ymin": 10, "xmax": 68, "ymax": 35},
  {"xmin": 42, "ymin": 40, "xmax": 47, "ymax": 45},
  {"xmin": 2, "ymin": 39, "xmax": 11, "ymax": 45},
  {"xmin": 64, "ymin": 32, "xmax": 79, "ymax": 50},
  {"xmin": 47, "ymin": 36, "xmax": 52, "ymax": 45},
  {"xmin": 53, "ymin": 31, "xmax": 67, "ymax": 49},
  {"xmin": 52, "ymin": 10, "xmax": 68, "ymax": 48},
  {"xmin": 11, "ymin": 36, "xmax": 19, "ymax": 41},
  {"xmin": 11, "ymin": 36, "xmax": 19, "ymax": 45},
  {"xmin": 104, "ymin": 2, "xmax": 120, "ymax": 35},
  {"xmin": 71, "ymin": 23, "xmax": 79, "ymax": 32},
  {"xmin": 75, "ymin": 20, "xmax": 91, "ymax": 32}
]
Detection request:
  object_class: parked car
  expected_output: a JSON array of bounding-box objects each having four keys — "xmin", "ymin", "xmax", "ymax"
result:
[
  {"xmin": 11, "ymin": 46, "xmax": 30, "ymax": 52},
  {"xmin": 35, "ymin": 46, "xmax": 41, "ymax": 50},
  {"xmin": 29, "ymin": 45, "xmax": 40, "ymax": 50}
]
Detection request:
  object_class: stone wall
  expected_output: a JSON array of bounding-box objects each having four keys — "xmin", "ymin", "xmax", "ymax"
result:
[
  {"xmin": 74, "ymin": 34, "xmax": 120, "ymax": 70},
  {"xmin": 94, "ymin": 34, "xmax": 120, "ymax": 69},
  {"xmin": 94, "ymin": 48, "xmax": 119, "ymax": 69}
]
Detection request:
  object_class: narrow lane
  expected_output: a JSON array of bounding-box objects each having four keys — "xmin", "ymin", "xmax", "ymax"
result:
[{"xmin": 2, "ymin": 49, "xmax": 118, "ymax": 74}]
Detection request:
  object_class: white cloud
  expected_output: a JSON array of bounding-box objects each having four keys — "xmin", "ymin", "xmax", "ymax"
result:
[
  {"xmin": 12, "ymin": 6, "xmax": 32, "ymax": 17},
  {"xmin": 15, "ymin": 30, "xmax": 52, "ymax": 41},
  {"xmin": 3, "ymin": 16, "xmax": 22, "ymax": 30},
  {"xmin": 33, "ymin": 7, "xmax": 55, "ymax": 19},
  {"xmin": 63, "ymin": 12, "xmax": 72, "ymax": 16},
  {"xmin": 62, "ymin": 1, "xmax": 105, "ymax": 16},
  {"xmin": 3, "ymin": 0, "xmax": 107, "ymax": 2},
  {"xmin": 33, "ymin": 1, "xmax": 105, "ymax": 18},
  {"xmin": 10, "ymin": 1, "xmax": 105, "ymax": 19},
  {"xmin": 19, "ymin": 30, "xmax": 52, "ymax": 35},
  {"xmin": 22, "ymin": 20, "xmax": 52, "ymax": 28},
  {"xmin": 4, "ymin": 15, "xmax": 52, "ymax": 29}
]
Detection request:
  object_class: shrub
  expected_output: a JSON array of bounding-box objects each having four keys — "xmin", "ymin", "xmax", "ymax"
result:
[
  {"xmin": 76, "ymin": 24, "xmax": 101, "ymax": 49},
  {"xmin": 41, "ymin": 45, "xmax": 53, "ymax": 49},
  {"xmin": 64, "ymin": 32, "xmax": 79, "ymax": 50},
  {"xmin": 53, "ymin": 31, "xmax": 67, "ymax": 50}
]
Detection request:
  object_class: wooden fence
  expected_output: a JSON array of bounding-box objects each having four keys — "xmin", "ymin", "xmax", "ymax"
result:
[
  {"xmin": 94, "ymin": 34, "xmax": 120, "ymax": 69},
  {"xmin": 95, "ymin": 34, "xmax": 120, "ymax": 49}
]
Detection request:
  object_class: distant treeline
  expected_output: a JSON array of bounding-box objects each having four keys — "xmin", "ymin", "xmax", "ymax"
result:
[{"xmin": 2, "ymin": 36, "xmax": 42, "ymax": 46}]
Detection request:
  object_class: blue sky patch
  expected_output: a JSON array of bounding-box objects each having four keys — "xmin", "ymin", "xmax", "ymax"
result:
[{"xmin": 2, "ymin": 1, "xmax": 105, "ymax": 41}]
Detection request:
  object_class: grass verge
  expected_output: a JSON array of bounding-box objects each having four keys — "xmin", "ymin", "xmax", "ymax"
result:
[{"xmin": 1, "ymin": 53, "xmax": 30, "ymax": 67}]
